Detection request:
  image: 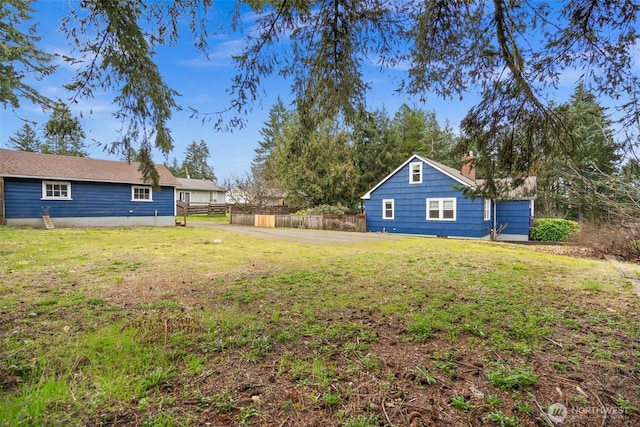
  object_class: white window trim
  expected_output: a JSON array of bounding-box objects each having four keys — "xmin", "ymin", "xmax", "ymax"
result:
[
  {"xmin": 132, "ymin": 185, "xmax": 153, "ymax": 202},
  {"xmin": 179, "ymin": 191, "xmax": 191, "ymax": 202},
  {"xmin": 426, "ymin": 198, "xmax": 457, "ymax": 221},
  {"xmin": 484, "ymin": 199, "xmax": 491, "ymax": 221},
  {"xmin": 382, "ymin": 199, "xmax": 394, "ymax": 220},
  {"xmin": 42, "ymin": 180, "xmax": 71, "ymax": 200},
  {"xmin": 409, "ymin": 162, "xmax": 423, "ymax": 184}
]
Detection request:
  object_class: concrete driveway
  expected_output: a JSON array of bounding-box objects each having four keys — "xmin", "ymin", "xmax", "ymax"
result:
[{"xmin": 188, "ymin": 222, "xmax": 400, "ymax": 245}]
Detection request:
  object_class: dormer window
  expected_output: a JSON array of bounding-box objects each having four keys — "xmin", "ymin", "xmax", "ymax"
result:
[{"xmin": 409, "ymin": 162, "xmax": 422, "ymax": 184}]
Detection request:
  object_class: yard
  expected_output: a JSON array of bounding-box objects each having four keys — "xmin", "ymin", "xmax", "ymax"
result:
[{"xmin": 1, "ymin": 226, "xmax": 639, "ymax": 426}]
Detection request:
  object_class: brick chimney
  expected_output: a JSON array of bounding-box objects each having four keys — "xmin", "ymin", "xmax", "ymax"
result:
[{"xmin": 461, "ymin": 151, "xmax": 476, "ymax": 180}]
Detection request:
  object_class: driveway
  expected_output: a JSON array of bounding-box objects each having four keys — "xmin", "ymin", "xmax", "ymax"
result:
[{"xmin": 188, "ymin": 222, "xmax": 400, "ymax": 245}]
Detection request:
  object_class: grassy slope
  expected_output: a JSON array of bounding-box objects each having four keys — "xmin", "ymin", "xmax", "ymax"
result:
[{"xmin": 0, "ymin": 226, "xmax": 638, "ymax": 426}]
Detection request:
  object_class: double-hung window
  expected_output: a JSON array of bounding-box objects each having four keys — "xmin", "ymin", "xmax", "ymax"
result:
[
  {"xmin": 484, "ymin": 199, "xmax": 491, "ymax": 221},
  {"xmin": 132, "ymin": 186, "xmax": 152, "ymax": 201},
  {"xmin": 382, "ymin": 199, "xmax": 394, "ymax": 219},
  {"xmin": 42, "ymin": 181, "xmax": 71, "ymax": 200},
  {"xmin": 409, "ymin": 162, "xmax": 422, "ymax": 184},
  {"xmin": 426, "ymin": 198, "xmax": 456, "ymax": 220}
]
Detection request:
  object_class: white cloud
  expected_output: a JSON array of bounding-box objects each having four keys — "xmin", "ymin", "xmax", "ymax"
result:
[{"xmin": 179, "ymin": 39, "xmax": 245, "ymax": 68}]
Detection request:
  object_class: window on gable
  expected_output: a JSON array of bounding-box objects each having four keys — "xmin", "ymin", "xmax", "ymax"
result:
[
  {"xmin": 132, "ymin": 186, "xmax": 152, "ymax": 201},
  {"xmin": 42, "ymin": 181, "xmax": 71, "ymax": 200},
  {"xmin": 383, "ymin": 199, "xmax": 394, "ymax": 219},
  {"xmin": 426, "ymin": 198, "xmax": 456, "ymax": 221},
  {"xmin": 484, "ymin": 199, "xmax": 491, "ymax": 221},
  {"xmin": 409, "ymin": 162, "xmax": 422, "ymax": 184}
]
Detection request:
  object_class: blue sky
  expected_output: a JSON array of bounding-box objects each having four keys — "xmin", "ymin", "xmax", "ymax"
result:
[
  {"xmin": 1, "ymin": 1, "xmax": 596, "ymax": 181},
  {"xmin": 0, "ymin": 1, "xmax": 482, "ymax": 181}
]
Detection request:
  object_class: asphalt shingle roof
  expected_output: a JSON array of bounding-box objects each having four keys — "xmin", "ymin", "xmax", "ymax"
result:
[
  {"xmin": 175, "ymin": 178, "xmax": 225, "ymax": 192},
  {"xmin": 0, "ymin": 148, "xmax": 180, "ymax": 187}
]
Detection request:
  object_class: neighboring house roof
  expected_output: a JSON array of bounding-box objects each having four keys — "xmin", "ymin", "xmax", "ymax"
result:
[
  {"xmin": 361, "ymin": 153, "xmax": 536, "ymax": 201},
  {"xmin": 0, "ymin": 148, "xmax": 180, "ymax": 187},
  {"xmin": 176, "ymin": 177, "xmax": 225, "ymax": 192},
  {"xmin": 495, "ymin": 176, "xmax": 537, "ymax": 201},
  {"xmin": 226, "ymin": 186, "xmax": 286, "ymax": 204}
]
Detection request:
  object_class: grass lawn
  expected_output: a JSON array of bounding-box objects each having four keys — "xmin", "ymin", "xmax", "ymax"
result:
[
  {"xmin": 1, "ymin": 226, "xmax": 639, "ymax": 426},
  {"xmin": 175, "ymin": 213, "xmax": 230, "ymax": 224}
]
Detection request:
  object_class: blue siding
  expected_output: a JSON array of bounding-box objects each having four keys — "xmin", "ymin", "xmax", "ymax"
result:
[
  {"xmin": 4, "ymin": 178, "xmax": 175, "ymax": 219},
  {"xmin": 496, "ymin": 200, "xmax": 532, "ymax": 237},
  {"xmin": 364, "ymin": 160, "xmax": 491, "ymax": 238}
]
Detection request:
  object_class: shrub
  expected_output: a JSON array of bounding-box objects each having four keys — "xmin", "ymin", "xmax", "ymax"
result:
[
  {"xmin": 567, "ymin": 222, "xmax": 640, "ymax": 262},
  {"xmin": 326, "ymin": 219, "xmax": 343, "ymax": 230},
  {"xmin": 340, "ymin": 222, "xmax": 357, "ymax": 232},
  {"xmin": 294, "ymin": 204, "xmax": 346, "ymax": 216},
  {"xmin": 531, "ymin": 218, "xmax": 580, "ymax": 242}
]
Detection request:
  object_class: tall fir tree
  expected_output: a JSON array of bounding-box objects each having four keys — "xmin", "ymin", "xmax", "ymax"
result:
[
  {"xmin": 43, "ymin": 102, "xmax": 87, "ymax": 157},
  {"xmin": 252, "ymin": 98, "xmax": 290, "ymax": 180},
  {"xmin": 391, "ymin": 104, "xmax": 457, "ymax": 166},
  {"xmin": 181, "ymin": 140, "xmax": 215, "ymax": 181},
  {"xmin": 537, "ymin": 84, "xmax": 621, "ymax": 221},
  {"xmin": 8, "ymin": 122, "xmax": 41, "ymax": 152}
]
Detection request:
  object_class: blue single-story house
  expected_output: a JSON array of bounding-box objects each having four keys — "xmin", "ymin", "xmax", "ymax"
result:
[
  {"xmin": 0, "ymin": 148, "xmax": 180, "ymax": 228},
  {"xmin": 361, "ymin": 154, "xmax": 536, "ymax": 241}
]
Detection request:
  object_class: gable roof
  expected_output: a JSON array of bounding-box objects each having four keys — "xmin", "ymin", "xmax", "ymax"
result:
[
  {"xmin": 361, "ymin": 154, "xmax": 477, "ymax": 200},
  {"xmin": 176, "ymin": 178, "xmax": 225, "ymax": 192},
  {"xmin": 0, "ymin": 148, "xmax": 180, "ymax": 187},
  {"xmin": 361, "ymin": 154, "xmax": 536, "ymax": 201}
]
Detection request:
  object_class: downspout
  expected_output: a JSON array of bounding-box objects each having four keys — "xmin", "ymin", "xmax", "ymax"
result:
[{"xmin": 0, "ymin": 177, "xmax": 5, "ymax": 225}]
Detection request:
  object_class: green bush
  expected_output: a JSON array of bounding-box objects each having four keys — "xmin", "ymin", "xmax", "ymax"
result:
[{"xmin": 531, "ymin": 218, "xmax": 580, "ymax": 242}]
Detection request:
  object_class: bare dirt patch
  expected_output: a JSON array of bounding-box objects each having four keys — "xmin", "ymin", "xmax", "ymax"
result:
[{"xmin": 82, "ymin": 307, "xmax": 640, "ymax": 427}]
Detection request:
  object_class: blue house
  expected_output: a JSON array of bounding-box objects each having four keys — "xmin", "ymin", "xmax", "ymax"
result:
[
  {"xmin": 0, "ymin": 148, "xmax": 180, "ymax": 228},
  {"xmin": 361, "ymin": 154, "xmax": 536, "ymax": 241}
]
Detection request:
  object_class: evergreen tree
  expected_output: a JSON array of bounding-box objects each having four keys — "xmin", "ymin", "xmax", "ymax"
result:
[
  {"xmin": 43, "ymin": 102, "xmax": 88, "ymax": 157},
  {"xmin": 352, "ymin": 108, "xmax": 402, "ymax": 199},
  {"xmin": 269, "ymin": 118, "xmax": 357, "ymax": 209},
  {"xmin": 537, "ymin": 85, "xmax": 621, "ymax": 221},
  {"xmin": 181, "ymin": 140, "xmax": 215, "ymax": 181},
  {"xmin": 391, "ymin": 104, "xmax": 456, "ymax": 166},
  {"xmin": 251, "ymin": 98, "xmax": 290, "ymax": 180},
  {"xmin": 163, "ymin": 157, "xmax": 182, "ymax": 177},
  {"xmin": 0, "ymin": 0, "xmax": 55, "ymax": 109},
  {"xmin": 8, "ymin": 122, "xmax": 41, "ymax": 152},
  {"xmin": 5, "ymin": 1, "xmax": 639, "ymax": 190}
]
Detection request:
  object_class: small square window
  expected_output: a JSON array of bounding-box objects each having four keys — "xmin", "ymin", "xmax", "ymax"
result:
[
  {"xmin": 42, "ymin": 181, "xmax": 71, "ymax": 200},
  {"xmin": 132, "ymin": 186, "xmax": 152, "ymax": 201}
]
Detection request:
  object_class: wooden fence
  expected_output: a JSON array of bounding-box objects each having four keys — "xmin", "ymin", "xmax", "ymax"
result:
[
  {"xmin": 230, "ymin": 213, "xmax": 366, "ymax": 232},
  {"xmin": 177, "ymin": 202, "xmax": 227, "ymax": 216}
]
